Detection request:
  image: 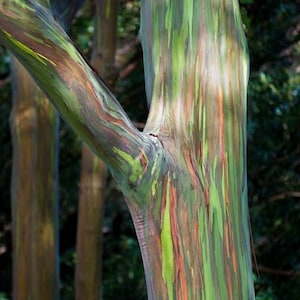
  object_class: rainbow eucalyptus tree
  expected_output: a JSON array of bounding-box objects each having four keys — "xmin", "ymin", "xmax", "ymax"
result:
[{"xmin": 0, "ymin": 0, "xmax": 255, "ymax": 299}]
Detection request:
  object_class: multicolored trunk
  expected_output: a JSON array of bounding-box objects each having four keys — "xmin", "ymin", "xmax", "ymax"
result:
[
  {"xmin": 134, "ymin": 0, "xmax": 253, "ymax": 298},
  {"xmin": 10, "ymin": 57, "xmax": 59, "ymax": 300},
  {"xmin": 0, "ymin": 0, "xmax": 255, "ymax": 299}
]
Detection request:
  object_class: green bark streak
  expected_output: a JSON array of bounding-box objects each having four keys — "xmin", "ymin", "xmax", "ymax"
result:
[
  {"xmin": 113, "ymin": 147, "xmax": 143, "ymax": 183},
  {"xmin": 4, "ymin": 32, "xmax": 47, "ymax": 65},
  {"xmin": 161, "ymin": 175, "xmax": 174, "ymax": 300}
]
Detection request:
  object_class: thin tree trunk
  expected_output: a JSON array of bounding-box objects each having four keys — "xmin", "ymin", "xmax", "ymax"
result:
[
  {"xmin": 75, "ymin": 1, "xmax": 118, "ymax": 299},
  {"xmin": 10, "ymin": 57, "xmax": 59, "ymax": 300},
  {"xmin": 9, "ymin": 1, "xmax": 83, "ymax": 298},
  {"xmin": 76, "ymin": 145, "xmax": 106, "ymax": 300}
]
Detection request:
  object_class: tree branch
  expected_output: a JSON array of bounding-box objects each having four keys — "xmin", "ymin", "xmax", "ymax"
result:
[
  {"xmin": 268, "ymin": 191, "xmax": 300, "ymax": 202},
  {"xmin": 256, "ymin": 265, "xmax": 300, "ymax": 277},
  {"xmin": 0, "ymin": 1, "xmax": 154, "ymax": 183}
]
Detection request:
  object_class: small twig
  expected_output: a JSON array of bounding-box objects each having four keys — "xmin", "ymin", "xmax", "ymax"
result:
[
  {"xmin": 119, "ymin": 60, "xmax": 139, "ymax": 79},
  {"xmin": 268, "ymin": 191, "xmax": 300, "ymax": 202},
  {"xmin": 255, "ymin": 265, "xmax": 300, "ymax": 276}
]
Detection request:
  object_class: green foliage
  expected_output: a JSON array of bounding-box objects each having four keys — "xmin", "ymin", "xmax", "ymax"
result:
[
  {"xmin": 254, "ymin": 274, "xmax": 276, "ymax": 300},
  {"xmin": 69, "ymin": 4, "xmax": 94, "ymax": 57},
  {"xmin": 102, "ymin": 220, "xmax": 146, "ymax": 299},
  {"xmin": 0, "ymin": 293, "xmax": 9, "ymax": 300},
  {"xmin": 244, "ymin": 1, "xmax": 300, "ymax": 299},
  {"xmin": 240, "ymin": 0, "xmax": 253, "ymax": 4},
  {"xmin": 117, "ymin": 0, "xmax": 141, "ymax": 40}
]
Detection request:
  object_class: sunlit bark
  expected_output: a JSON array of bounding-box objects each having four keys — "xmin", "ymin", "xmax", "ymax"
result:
[{"xmin": 139, "ymin": 2, "xmax": 253, "ymax": 297}]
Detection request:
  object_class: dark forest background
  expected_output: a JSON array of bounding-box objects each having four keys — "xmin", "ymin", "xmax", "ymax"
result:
[{"xmin": 0, "ymin": 0, "xmax": 299, "ymax": 299}]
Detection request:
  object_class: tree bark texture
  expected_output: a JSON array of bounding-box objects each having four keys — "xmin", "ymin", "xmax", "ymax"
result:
[
  {"xmin": 10, "ymin": 57, "xmax": 59, "ymax": 300},
  {"xmin": 139, "ymin": 2, "xmax": 253, "ymax": 298},
  {"xmin": 0, "ymin": 0, "xmax": 255, "ymax": 299}
]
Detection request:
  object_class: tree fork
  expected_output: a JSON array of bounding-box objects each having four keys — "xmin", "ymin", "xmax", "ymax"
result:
[{"xmin": 0, "ymin": 0, "xmax": 255, "ymax": 299}]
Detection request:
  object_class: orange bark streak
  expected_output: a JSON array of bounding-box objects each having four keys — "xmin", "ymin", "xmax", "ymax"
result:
[
  {"xmin": 185, "ymin": 150, "xmax": 199, "ymax": 188},
  {"xmin": 226, "ymin": 262, "xmax": 233, "ymax": 300},
  {"xmin": 169, "ymin": 186, "xmax": 189, "ymax": 299},
  {"xmin": 224, "ymin": 162, "xmax": 230, "ymax": 206},
  {"xmin": 218, "ymin": 85, "xmax": 225, "ymax": 161},
  {"xmin": 225, "ymin": 218, "xmax": 238, "ymax": 275},
  {"xmin": 224, "ymin": 221, "xmax": 230, "ymax": 258},
  {"xmin": 231, "ymin": 228, "xmax": 238, "ymax": 274}
]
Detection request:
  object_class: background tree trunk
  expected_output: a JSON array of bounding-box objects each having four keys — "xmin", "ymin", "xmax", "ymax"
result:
[
  {"xmin": 9, "ymin": 1, "xmax": 83, "ymax": 299},
  {"xmin": 75, "ymin": 1, "xmax": 118, "ymax": 299},
  {"xmin": 10, "ymin": 57, "xmax": 59, "ymax": 300}
]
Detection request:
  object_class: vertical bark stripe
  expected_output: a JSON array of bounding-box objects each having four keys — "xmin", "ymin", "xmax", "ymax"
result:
[
  {"xmin": 161, "ymin": 175, "xmax": 175, "ymax": 299},
  {"xmin": 170, "ymin": 192, "xmax": 188, "ymax": 299},
  {"xmin": 218, "ymin": 85, "xmax": 224, "ymax": 162}
]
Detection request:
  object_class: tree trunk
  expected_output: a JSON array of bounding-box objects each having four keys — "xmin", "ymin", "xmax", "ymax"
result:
[
  {"xmin": 0, "ymin": 0, "xmax": 255, "ymax": 298},
  {"xmin": 75, "ymin": 1, "xmax": 118, "ymax": 299},
  {"xmin": 76, "ymin": 145, "xmax": 106, "ymax": 299},
  {"xmin": 10, "ymin": 57, "xmax": 59, "ymax": 300},
  {"xmin": 135, "ymin": 1, "xmax": 254, "ymax": 298}
]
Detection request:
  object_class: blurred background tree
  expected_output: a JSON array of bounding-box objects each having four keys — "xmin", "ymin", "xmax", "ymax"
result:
[{"xmin": 0, "ymin": 0, "xmax": 299, "ymax": 299}]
